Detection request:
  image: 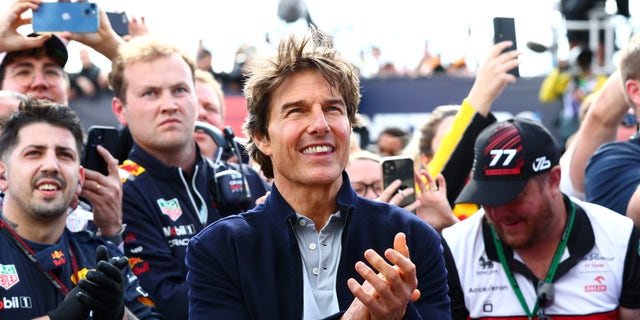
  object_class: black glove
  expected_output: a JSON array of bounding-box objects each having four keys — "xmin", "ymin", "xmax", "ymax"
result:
[
  {"xmin": 77, "ymin": 245, "xmax": 128, "ymax": 320},
  {"xmin": 47, "ymin": 284, "xmax": 92, "ymax": 320}
]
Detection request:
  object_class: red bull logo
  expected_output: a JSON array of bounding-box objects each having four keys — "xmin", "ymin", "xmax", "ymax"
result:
[
  {"xmin": 51, "ymin": 250, "xmax": 66, "ymax": 267},
  {"xmin": 129, "ymin": 257, "xmax": 150, "ymax": 276},
  {"xmin": 119, "ymin": 160, "xmax": 146, "ymax": 181}
]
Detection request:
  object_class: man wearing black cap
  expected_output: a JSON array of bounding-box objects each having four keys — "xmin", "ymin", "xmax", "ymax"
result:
[
  {"xmin": 0, "ymin": 34, "xmax": 69, "ymax": 105},
  {"xmin": 441, "ymin": 117, "xmax": 640, "ymax": 319},
  {"xmin": 0, "ymin": 1, "xmax": 127, "ymax": 246}
]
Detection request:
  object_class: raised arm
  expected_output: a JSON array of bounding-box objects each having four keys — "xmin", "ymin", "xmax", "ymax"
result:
[
  {"xmin": 568, "ymin": 71, "xmax": 630, "ymax": 195},
  {"xmin": 0, "ymin": 0, "xmax": 52, "ymax": 52}
]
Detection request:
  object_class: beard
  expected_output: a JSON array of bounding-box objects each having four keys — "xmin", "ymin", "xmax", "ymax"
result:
[
  {"xmin": 13, "ymin": 173, "xmax": 72, "ymax": 221},
  {"xmin": 490, "ymin": 198, "xmax": 556, "ymax": 250},
  {"xmin": 29, "ymin": 202, "xmax": 69, "ymax": 219}
]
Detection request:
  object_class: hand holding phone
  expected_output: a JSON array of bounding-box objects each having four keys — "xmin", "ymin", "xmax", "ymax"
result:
[
  {"xmin": 493, "ymin": 17, "xmax": 520, "ymax": 77},
  {"xmin": 83, "ymin": 126, "xmax": 119, "ymax": 176},
  {"xmin": 381, "ymin": 156, "xmax": 416, "ymax": 208},
  {"xmin": 33, "ymin": 2, "xmax": 99, "ymax": 33}
]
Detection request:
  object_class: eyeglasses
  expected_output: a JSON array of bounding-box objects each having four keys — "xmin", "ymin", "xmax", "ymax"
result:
[
  {"xmin": 536, "ymin": 281, "xmax": 554, "ymax": 319},
  {"xmin": 8, "ymin": 66, "xmax": 64, "ymax": 87},
  {"xmin": 351, "ymin": 181, "xmax": 383, "ymax": 197},
  {"xmin": 621, "ymin": 113, "xmax": 638, "ymax": 128}
]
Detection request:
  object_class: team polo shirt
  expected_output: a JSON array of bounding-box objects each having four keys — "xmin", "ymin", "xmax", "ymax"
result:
[{"xmin": 442, "ymin": 196, "xmax": 640, "ymax": 319}]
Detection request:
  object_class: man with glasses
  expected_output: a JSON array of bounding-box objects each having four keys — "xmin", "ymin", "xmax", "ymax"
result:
[
  {"xmin": 442, "ymin": 117, "xmax": 640, "ymax": 319},
  {"xmin": 0, "ymin": 34, "xmax": 68, "ymax": 106},
  {"xmin": 346, "ymin": 149, "xmax": 456, "ymax": 232},
  {"xmin": 0, "ymin": 1, "xmax": 127, "ymax": 245}
]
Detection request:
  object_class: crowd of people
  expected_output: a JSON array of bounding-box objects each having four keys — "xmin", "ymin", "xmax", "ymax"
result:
[{"xmin": 1, "ymin": 0, "xmax": 640, "ymax": 319}]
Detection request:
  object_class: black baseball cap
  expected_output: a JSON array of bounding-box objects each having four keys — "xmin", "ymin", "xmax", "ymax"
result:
[
  {"xmin": 0, "ymin": 33, "xmax": 68, "ymax": 71},
  {"xmin": 455, "ymin": 117, "xmax": 559, "ymax": 206}
]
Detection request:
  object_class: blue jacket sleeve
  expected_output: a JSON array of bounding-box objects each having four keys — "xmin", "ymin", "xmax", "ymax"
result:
[{"xmin": 186, "ymin": 223, "xmax": 251, "ymax": 319}]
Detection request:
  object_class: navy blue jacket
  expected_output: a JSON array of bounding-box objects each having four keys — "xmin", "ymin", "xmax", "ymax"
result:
[
  {"xmin": 186, "ymin": 172, "xmax": 451, "ymax": 319},
  {"xmin": 121, "ymin": 143, "xmax": 270, "ymax": 319},
  {"xmin": 0, "ymin": 227, "xmax": 162, "ymax": 319}
]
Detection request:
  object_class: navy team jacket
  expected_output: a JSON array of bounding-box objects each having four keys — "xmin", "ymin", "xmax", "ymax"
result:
[{"xmin": 0, "ymin": 228, "xmax": 163, "ymax": 319}]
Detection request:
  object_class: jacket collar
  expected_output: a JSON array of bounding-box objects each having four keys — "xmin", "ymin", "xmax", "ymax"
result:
[
  {"xmin": 261, "ymin": 171, "xmax": 358, "ymax": 226},
  {"xmin": 128, "ymin": 142, "xmax": 206, "ymax": 180}
]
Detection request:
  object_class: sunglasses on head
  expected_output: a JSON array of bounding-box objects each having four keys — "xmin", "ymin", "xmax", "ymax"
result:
[{"xmin": 621, "ymin": 113, "xmax": 638, "ymax": 128}]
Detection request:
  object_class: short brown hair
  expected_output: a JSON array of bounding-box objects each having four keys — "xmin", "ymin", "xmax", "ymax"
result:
[
  {"xmin": 108, "ymin": 36, "xmax": 196, "ymax": 104},
  {"xmin": 242, "ymin": 29, "xmax": 362, "ymax": 179},
  {"xmin": 0, "ymin": 97, "xmax": 83, "ymax": 161}
]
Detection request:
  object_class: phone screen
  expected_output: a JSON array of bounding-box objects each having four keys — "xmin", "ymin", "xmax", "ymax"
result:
[
  {"xmin": 33, "ymin": 2, "xmax": 99, "ymax": 33},
  {"xmin": 493, "ymin": 17, "xmax": 520, "ymax": 77},
  {"xmin": 381, "ymin": 156, "xmax": 416, "ymax": 208}
]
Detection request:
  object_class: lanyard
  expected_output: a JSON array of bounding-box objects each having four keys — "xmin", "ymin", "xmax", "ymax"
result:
[
  {"xmin": 0, "ymin": 218, "xmax": 80, "ymax": 296},
  {"xmin": 489, "ymin": 201, "xmax": 576, "ymax": 319}
]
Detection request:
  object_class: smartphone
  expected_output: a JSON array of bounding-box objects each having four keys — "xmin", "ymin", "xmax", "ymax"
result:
[
  {"xmin": 106, "ymin": 12, "xmax": 129, "ymax": 37},
  {"xmin": 33, "ymin": 2, "xmax": 99, "ymax": 33},
  {"xmin": 83, "ymin": 126, "xmax": 119, "ymax": 176},
  {"xmin": 493, "ymin": 17, "xmax": 520, "ymax": 77},
  {"xmin": 381, "ymin": 156, "xmax": 416, "ymax": 208}
]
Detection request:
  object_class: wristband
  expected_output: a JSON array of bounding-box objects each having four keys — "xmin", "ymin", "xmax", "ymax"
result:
[{"xmin": 98, "ymin": 224, "xmax": 126, "ymax": 245}]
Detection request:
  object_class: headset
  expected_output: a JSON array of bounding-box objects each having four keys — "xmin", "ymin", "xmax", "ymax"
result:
[{"xmin": 195, "ymin": 121, "xmax": 252, "ymax": 213}]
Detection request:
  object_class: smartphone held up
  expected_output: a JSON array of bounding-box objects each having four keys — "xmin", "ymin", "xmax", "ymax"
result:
[
  {"xmin": 381, "ymin": 156, "xmax": 416, "ymax": 208},
  {"xmin": 493, "ymin": 17, "xmax": 520, "ymax": 77},
  {"xmin": 33, "ymin": 2, "xmax": 99, "ymax": 33},
  {"xmin": 82, "ymin": 126, "xmax": 119, "ymax": 176}
]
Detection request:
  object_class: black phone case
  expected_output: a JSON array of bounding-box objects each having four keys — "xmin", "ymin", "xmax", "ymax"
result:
[
  {"xmin": 381, "ymin": 156, "xmax": 416, "ymax": 208},
  {"xmin": 493, "ymin": 17, "xmax": 520, "ymax": 77},
  {"xmin": 107, "ymin": 12, "xmax": 129, "ymax": 36},
  {"xmin": 83, "ymin": 126, "xmax": 119, "ymax": 176}
]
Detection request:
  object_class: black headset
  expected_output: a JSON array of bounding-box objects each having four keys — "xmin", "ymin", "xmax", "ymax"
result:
[{"xmin": 195, "ymin": 121, "xmax": 252, "ymax": 213}]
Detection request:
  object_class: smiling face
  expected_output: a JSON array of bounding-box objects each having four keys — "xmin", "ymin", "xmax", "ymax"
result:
[
  {"xmin": 1, "ymin": 56, "xmax": 68, "ymax": 105},
  {"xmin": 253, "ymin": 70, "xmax": 351, "ymax": 190},
  {"xmin": 1, "ymin": 122, "xmax": 83, "ymax": 221},
  {"xmin": 112, "ymin": 54, "xmax": 197, "ymax": 159},
  {"xmin": 482, "ymin": 175, "xmax": 555, "ymax": 249}
]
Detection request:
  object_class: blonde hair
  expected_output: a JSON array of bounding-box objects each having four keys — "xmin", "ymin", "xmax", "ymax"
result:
[{"xmin": 108, "ymin": 36, "xmax": 196, "ymax": 104}]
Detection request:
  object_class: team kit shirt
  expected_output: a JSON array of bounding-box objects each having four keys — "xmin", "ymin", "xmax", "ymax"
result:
[
  {"xmin": 119, "ymin": 143, "xmax": 270, "ymax": 319},
  {"xmin": 0, "ymin": 226, "xmax": 161, "ymax": 319},
  {"xmin": 442, "ymin": 196, "xmax": 640, "ymax": 319}
]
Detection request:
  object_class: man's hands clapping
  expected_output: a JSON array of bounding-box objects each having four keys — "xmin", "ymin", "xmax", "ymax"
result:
[{"xmin": 342, "ymin": 233, "xmax": 420, "ymax": 320}]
